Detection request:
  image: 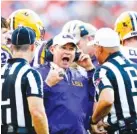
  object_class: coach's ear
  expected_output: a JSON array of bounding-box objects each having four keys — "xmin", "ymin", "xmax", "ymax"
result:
[{"xmin": 49, "ymin": 45, "xmax": 56, "ymax": 54}]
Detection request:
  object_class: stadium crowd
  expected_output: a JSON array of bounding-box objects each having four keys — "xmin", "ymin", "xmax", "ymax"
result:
[{"xmin": 2, "ymin": 1, "xmax": 137, "ymax": 37}]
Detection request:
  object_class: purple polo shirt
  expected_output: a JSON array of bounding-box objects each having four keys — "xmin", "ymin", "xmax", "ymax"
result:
[{"xmin": 37, "ymin": 62, "xmax": 95, "ymax": 134}]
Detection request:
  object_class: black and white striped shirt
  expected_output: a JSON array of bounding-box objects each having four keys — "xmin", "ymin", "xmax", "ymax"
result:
[
  {"xmin": 93, "ymin": 51, "xmax": 137, "ymax": 125},
  {"xmin": 1, "ymin": 58, "xmax": 43, "ymax": 127}
]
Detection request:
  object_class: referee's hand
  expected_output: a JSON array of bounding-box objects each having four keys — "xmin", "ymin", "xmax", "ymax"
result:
[
  {"xmin": 76, "ymin": 53, "xmax": 94, "ymax": 71},
  {"xmin": 91, "ymin": 124, "xmax": 107, "ymax": 134},
  {"xmin": 91, "ymin": 120, "xmax": 108, "ymax": 134},
  {"xmin": 45, "ymin": 62, "xmax": 65, "ymax": 87}
]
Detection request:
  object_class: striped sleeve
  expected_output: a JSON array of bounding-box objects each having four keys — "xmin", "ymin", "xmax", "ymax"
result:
[
  {"xmin": 93, "ymin": 67, "xmax": 113, "ymax": 93},
  {"xmin": 26, "ymin": 69, "xmax": 43, "ymax": 98}
]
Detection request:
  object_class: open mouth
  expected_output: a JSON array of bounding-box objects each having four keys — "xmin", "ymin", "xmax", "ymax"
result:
[{"xmin": 62, "ymin": 57, "xmax": 70, "ymax": 63}]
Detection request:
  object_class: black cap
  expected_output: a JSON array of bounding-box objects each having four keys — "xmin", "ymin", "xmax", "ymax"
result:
[{"xmin": 11, "ymin": 26, "xmax": 36, "ymax": 45}]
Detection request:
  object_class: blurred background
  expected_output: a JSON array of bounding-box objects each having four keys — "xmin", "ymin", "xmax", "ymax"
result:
[{"xmin": 1, "ymin": 0, "xmax": 137, "ymax": 40}]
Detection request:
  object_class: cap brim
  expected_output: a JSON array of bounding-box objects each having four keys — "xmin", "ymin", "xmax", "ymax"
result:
[
  {"xmin": 54, "ymin": 38, "xmax": 77, "ymax": 47},
  {"xmin": 60, "ymin": 41, "xmax": 78, "ymax": 48},
  {"xmin": 61, "ymin": 38, "xmax": 77, "ymax": 45}
]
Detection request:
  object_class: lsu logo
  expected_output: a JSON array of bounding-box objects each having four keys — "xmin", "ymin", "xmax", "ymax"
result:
[{"xmin": 72, "ymin": 81, "xmax": 83, "ymax": 87}]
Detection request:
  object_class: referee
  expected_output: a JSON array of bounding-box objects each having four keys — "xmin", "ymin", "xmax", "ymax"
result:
[
  {"xmin": 1, "ymin": 26, "xmax": 49, "ymax": 134},
  {"xmin": 88, "ymin": 28, "xmax": 137, "ymax": 134}
]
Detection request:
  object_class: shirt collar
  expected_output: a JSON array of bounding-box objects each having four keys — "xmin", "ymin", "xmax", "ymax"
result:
[
  {"xmin": 8, "ymin": 58, "xmax": 28, "ymax": 64},
  {"xmin": 105, "ymin": 51, "xmax": 122, "ymax": 62}
]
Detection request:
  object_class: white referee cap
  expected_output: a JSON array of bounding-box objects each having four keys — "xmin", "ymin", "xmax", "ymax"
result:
[{"xmin": 88, "ymin": 28, "xmax": 120, "ymax": 47}]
